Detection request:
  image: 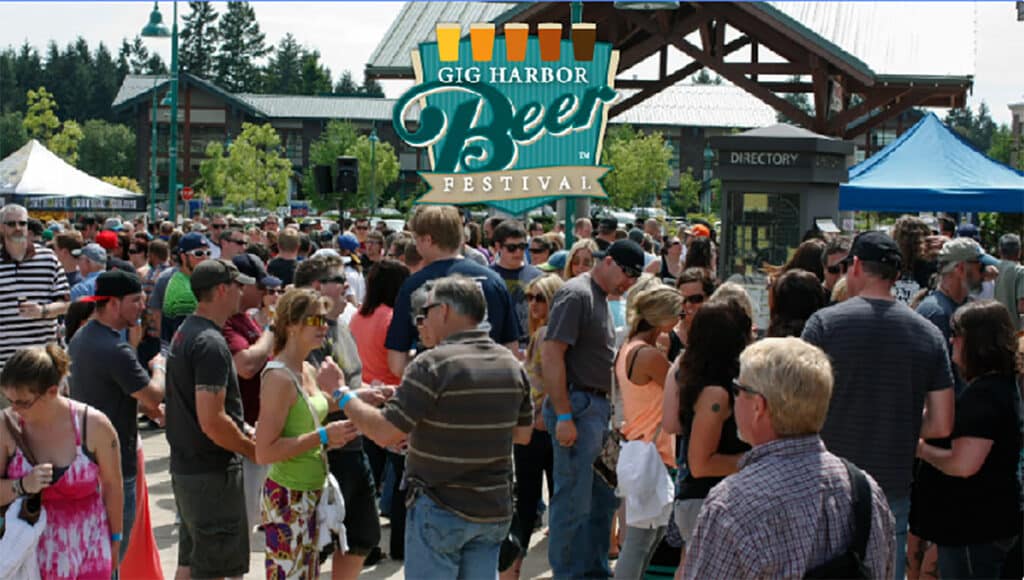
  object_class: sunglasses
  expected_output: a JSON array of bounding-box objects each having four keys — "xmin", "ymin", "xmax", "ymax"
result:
[
  {"xmin": 529, "ymin": 246, "xmax": 548, "ymax": 254},
  {"xmin": 503, "ymin": 242, "xmax": 528, "ymax": 252},
  {"xmin": 388, "ymin": 252, "xmax": 402, "ymax": 258},
  {"xmin": 526, "ymin": 293, "xmax": 546, "ymax": 303},
  {"xmin": 615, "ymin": 260, "xmax": 641, "ymax": 279},
  {"xmin": 303, "ymin": 314, "xmax": 329, "ymax": 327},
  {"xmin": 210, "ymin": 223, "xmax": 227, "ymax": 229},
  {"xmin": 224, "ymin": 237, "xmax": 246, "ymax": 245},
  {"xmin": 6, "ymin": 392, "xmax": 42, "ymax": 411},
  {"xmin": 682, "ymin": 293, "xmax": 705, "ymax": 306},
  {"xmin": 128, "ymin": 248, "xmax": 144, "ymax": 255},
  {"xmin": 355, "ymin": 225, "xmax": 369, "ymax": 231},
  {"xmin": 4, "ymin": 220, "xmax": 27, "ymax": 227},
  {"xmin": 186, "ymin": 249, "xmax": 209, "ymax": 258},
  {"xmin": 731, "ymin": 379, "xmax": 763, "ymax": 398},
  {"xmin": 826, "ymin": 263, "xmax": 848, "ymax": 275},
  {"xmin": 320, "ymin": 275, "xmax": 347, "ymax": 285},
  {"xmin": 262, "ymin": 287, "xmax": 284, "ymax": 295}
]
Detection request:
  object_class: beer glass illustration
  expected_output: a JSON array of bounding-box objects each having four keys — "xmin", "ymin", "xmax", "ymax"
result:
[
  {"xmin": 504, "ymin": 23, "xmax": 528, "ymax": 61},
  {"xmin": 571, "ymin": 22, "xmax": 596, "ymax": 61},
  {"xmin": 470, "ymin": 23, "xmax": 495, "ymax": 61},
  {"xmin": 538, "ymin": 23, "xmax": 563, "ymax": 61},
  {"xmin": 436, "ymin": 23, "xmax": 461, "ymax": 61}
]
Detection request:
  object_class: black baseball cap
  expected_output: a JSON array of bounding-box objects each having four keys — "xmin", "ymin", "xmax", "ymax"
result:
[
  {"xmin": 598, "ymin": 217, "xmax": 618, "ymax": 232},
  {"xmin": 190, "ymin": 259, "xmax": 256, "ymax": 294},
  {"xmin": 232, "ymin": 253, "xmax": 281, "ymax": 288},
  {"xmin": 594, "ymin": 239, "xmax": 645, "ymax": 278},
  {"xmin": 79, "ymin": 270, "xmax": 143, "ymax": 303},
  {"xmin": 842, "ymin": 231, "xmax": 902, "ymax": 268}
]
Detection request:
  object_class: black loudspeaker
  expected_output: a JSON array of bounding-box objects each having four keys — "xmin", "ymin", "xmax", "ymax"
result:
[
  {"xmin": 336, "ymin": 156, "xmax": 359, "ymax": 194},
  {"xmin": 313, "ymin": 165, "xmax": 333, "ymax": 195}
]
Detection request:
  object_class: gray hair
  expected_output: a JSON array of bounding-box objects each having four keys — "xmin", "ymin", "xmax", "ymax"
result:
[
  {"xmin": 999, "ymin": 233, "xmax": 1021, "ymax": 259},
  {"xmin": 0, "ymin": 204, "xmax": 27, "ymax": 222},
  {"xmin": 429, "ymin": 275, "xmax": 486, "ymax": 323}
]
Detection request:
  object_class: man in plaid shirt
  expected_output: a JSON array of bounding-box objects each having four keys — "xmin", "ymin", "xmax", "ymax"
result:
[{"xmin": 683, "ymin": 337, "xmax": 895, "ymax": 579}]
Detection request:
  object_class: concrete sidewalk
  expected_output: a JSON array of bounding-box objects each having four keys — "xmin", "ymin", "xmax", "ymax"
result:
[{"xmin": 141, "ymin": 429, "xmax": 557, "ymax": 579}]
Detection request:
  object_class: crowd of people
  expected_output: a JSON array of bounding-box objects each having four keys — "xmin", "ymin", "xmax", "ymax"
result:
[{"xmin": 0, "ymin": 201, "xmax": 1021, "ymax": 580}]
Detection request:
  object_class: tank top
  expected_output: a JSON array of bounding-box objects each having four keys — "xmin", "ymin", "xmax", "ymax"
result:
[
  {"xmin": 676, "ymin": 382, "xmax": 750, "ymax": 500},
  {"xmin": 264, "ymin": 362, "xmax": 329, "ymax": 491},
  {"xmin": 615, "ymin": 340, "xmax": 676, "ymax": 467},
  {"xmin": 659, "ymin": 256, "xmax": 678, "ymax": 285}
]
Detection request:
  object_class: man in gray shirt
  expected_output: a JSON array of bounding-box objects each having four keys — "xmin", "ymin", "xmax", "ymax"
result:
[{"xmin": 541, "ymin": 239, "xmax": 643, "ymax": 579}]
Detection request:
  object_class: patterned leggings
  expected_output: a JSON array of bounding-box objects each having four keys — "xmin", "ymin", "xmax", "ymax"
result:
[{"xmin": 262, "ymin": 478, "xmax": 323, "ymax": 579}]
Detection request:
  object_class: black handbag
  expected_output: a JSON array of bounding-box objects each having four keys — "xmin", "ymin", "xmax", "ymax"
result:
[
  {"xmin": 498, "ymin": 508, "xmax": 524, "ymax": 572},
  {"xmin": 804, "ymin": 458, "xmax": 873, "ymax": 579}
]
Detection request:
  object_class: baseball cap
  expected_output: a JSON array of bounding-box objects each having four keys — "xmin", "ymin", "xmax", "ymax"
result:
[
  {"xmin": 71, "ymin": 243, "xmax": 107, "ymax": 264},
  {"xmin": 598, "ymin": 217, "xmax": 618, "ymax": 233},
  {"xmin": 95, "ymin": 230, "xmax": 119, "ymax": 251},
  {"xmin": 594, "ymin": 239, "xmax": 645, "ymax": 278},
  {"xmin": 842, "ymin": 231, "xmax": 902, "ymax": 268},
  {"xmin": 337, "ymin": 233, "xmax": 360, "ymax": 252},
  {"xmin": 956, "ymin": 223, "xmax": 981, "ymax": 241},
  {"xmin": 687, "ymin": 224, "xmax": 711, "ymax": 238},
  {"xmin": 627, "ymin": 228, "xmax": 645, "ymax": 245},
  {"xmin": 178, "ymin": 232, "xmax": 208, "ymax": 253},
  {"xmin": 539, "ymin": 250, "xmax": 568, "ymax": 273},
  {"xmin": 103, "ymin": 217, "xmax": 124, "ymax": 231},
  {"xmin": 190, "ymin": 259, "xmax": 256, "ymax": 294},
  {"xmin": 78, "ymin": 270, "xmax": 143, "ymax": 303},
  {"xmin": 232, "ymin": 253, "xmax": 282, "ymax": 288},
  {"xmin": 937, "ymin": 238, "xmax": 999, "ymax": 273}
]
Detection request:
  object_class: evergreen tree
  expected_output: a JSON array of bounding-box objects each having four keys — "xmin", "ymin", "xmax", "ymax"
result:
[
  {"xmin": 299, "ymin": 50, "xmax": 332, "ymax": 95},
  {"xmin": 334, "ymin": 70, "xmax": 359, "ymax": 96},
  {"xmin": 0, "ymin": 111, "xmax": 28, "ymax": 157},
  {"xmin": 361, "ymin": 75, "xmax": 384, "ymax": 98},
  {"xmin": 13, "ymin": 43, "xmax": 43, "ymax": 113},
  {"xmin": 180, "ymin": 1, "xmax": 219, "ymax": 78},
  {"xmin": 946, "ymin": 102, "xmax": 998, "ymax": 152},
  {"xmin": 264, "ymin": 34, "xmax": 303, "ymax": 94},
  {"xmin": 215, "ymin": 2, "xmax": 270, "ymax": 92},
  {"xmin": 0, "ymin": 48, "xmax": 18, "ymax": 114},
  {"xmin": 692, "ymin": 68, "xmax": 722, "ymax": 85},
  {"xmin": 90, "ymin": 43, "xmax": 121, "ymax": 122}
]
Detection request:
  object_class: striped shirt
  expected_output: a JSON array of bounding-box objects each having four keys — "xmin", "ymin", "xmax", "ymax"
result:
[
  {"xmin": 683, "ymin": 435, "xmax": 895, "ymax": 580},
  {"xmin": 383, "ymin": 328, "xmax": 532, "ymax": 522},
  {"xmin": 0, "ymin": 244, "xmax": 70, "ymax": 372}
]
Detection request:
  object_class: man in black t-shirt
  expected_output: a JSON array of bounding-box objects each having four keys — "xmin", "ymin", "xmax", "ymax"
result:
[
  {"xmin": 165, "ymin": 259, "xmax": 256, "ymax": 580},
  {"xmin": 491, "ymin": 220, "xmax": 542, "ymax": 345}
]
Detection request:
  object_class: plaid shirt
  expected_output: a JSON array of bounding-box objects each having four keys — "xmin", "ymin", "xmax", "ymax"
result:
[{"xmin": 683, "ymin": 435, "xmax": 895, "ymax": 580}]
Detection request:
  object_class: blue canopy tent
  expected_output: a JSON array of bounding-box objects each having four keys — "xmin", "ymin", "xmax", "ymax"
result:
[{"xmin": 839, "ymin": 113, "xmax": 1024, "ymax": 213}]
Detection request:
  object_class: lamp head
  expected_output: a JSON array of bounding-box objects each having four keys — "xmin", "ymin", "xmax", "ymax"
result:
[
  {"xmin": 614, "ymin": 1, "xmax": 680, "ymax": 10},
  {"xmin": 141, "ymin": 2, "xmax": 171, "ymax": 38}
]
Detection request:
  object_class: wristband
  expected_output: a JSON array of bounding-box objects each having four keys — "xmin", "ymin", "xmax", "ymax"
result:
[
  {"xmin": 12, "ymin": 478, "xmax": 24, "ymax": 496},
  {"xmin": 317, "ymin": 426, "xmax": 328, "ymax": 445},
  {"xmin": 153, "ymin": 365, "xmax": 166, "ymax": 374},
  {"xmin": 337, "ymin": 392, "xmax": 355, "ymax": 411},
  {"xmin": 110, "ymin": 532, "xmax": 123, "ymax": 542},
  {"xmin": 557, "ymin": 413, "xmax": 573, "ymax": 422},
  {"xmin": 331, "ymin": 388, "xmax": 349, "ymax": 402}
]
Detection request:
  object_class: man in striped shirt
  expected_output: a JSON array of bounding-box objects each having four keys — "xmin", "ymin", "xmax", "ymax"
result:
[
  {"xmin": 0, "ymin": 204, "xmax": 70, "ymax": 406},
  {"xmin": 338, "ymin": 274, "xmax": 533, "ymax": 578}
]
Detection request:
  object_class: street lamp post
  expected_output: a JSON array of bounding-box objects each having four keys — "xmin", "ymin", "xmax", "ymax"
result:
[
  {"xmin": 702, "ymin": 145, "xmax": 714, "ymax": 214},
  {"xmin": 142, "ymin": 0, "xmax": 179, "ymax": 223},
  {"xmin": 369, "ymin": 126, "xmax": 378, "ymax": 218},
  {"xmin": 149, "ymin": 79, "xmax": 159, "ymax": 223}
]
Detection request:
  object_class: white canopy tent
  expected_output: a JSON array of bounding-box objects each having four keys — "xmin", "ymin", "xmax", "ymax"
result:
[{"xmin": 0, "ymin": 140, "xmax": 145, "ymax": 212}]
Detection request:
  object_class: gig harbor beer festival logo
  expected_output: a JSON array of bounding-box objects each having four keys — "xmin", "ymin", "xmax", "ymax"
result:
[{"xmin": 391, "ymin": 21, "xmax": 620, "ymax": 214}]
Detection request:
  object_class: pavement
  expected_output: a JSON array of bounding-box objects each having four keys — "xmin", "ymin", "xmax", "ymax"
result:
[{"xmin": 141, "ymin": 428, "xmax": 557, "ymax": 579}]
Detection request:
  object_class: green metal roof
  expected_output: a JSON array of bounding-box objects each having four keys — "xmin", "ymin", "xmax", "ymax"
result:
[{"xmin": 111, "ymin": 72, "xmax": 264, "ymax": 117}]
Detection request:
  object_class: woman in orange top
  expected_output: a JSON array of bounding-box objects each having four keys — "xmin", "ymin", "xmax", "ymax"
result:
[{"xmin": 613, "ymin": 284, "xmax": 682, "ymax": 580}]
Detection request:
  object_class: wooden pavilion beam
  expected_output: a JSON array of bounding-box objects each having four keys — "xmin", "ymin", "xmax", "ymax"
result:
[
  {"xmin": 617, "ymin": 7, "xmax": 711, "ymax": 73},
  {"xmin": 844, "ymin": 91, "xmax": 933, "ymax": 139}
]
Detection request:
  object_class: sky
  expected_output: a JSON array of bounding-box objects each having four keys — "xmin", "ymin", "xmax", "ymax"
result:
[{"xmin": 0, "ymin": 1, "xmax": 1021, "ymax": 125}]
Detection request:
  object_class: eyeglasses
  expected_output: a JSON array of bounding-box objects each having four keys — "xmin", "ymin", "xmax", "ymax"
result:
[
  {"xmin": 224, "ymin": 237, "xmax": 246, "ymax": 245},
  {"xmin": 503, "ymin": 243, "xmax": 528, "ymax": 252},
  {"xmin": 4, "ymin": 220, "xmax": 27, "ymax": 227},
  {"xmin": 6, "ymin": 392, "xmax": 42, "ymax": 411},
  {"xmin": 355, "ymin": 225, "xmax": 369, "ymax": 231},
  {"xmin": 303, "ymin": 314, "xmax": 329, "ymax": 327},
  {"xmin": 614, "ymin": 260, "xmax": 641, "ymax": 279},
  {"xmin": 826, "ymin": 262, "xmax": 848, "ymax": 275},
  {"xmin": 210, "ymin": 223, "xmax": 227, "ymax": 229},
  {"xmin": 529, "ymin": 246, "xmax": 548, "ymax": 254},
  {"xmin": 186, "ymin": 249, "xmax": 209, "ymax": 258},
  {"xmin": 526, "ymin": 293, "xmax": 546, "ymax": 303},
  {"xmin": 420, "ymin": 302, "xmax": 444, "ymax": 318},
  {"xmin": 682, "ymin": 293, "xmax": 705, "ymax": 306},
  {"xmin": 731, "ymin": 379, "xmax": 763, "ymax": 398},
  {"xmin": 128, "ymin": 248, "xmax": 144, "ymax": 255}
]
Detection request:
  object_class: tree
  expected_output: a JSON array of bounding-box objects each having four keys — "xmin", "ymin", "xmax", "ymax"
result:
[
  {"xmin": 301, "ymin": 120, "xmax": 358, "ymax": 210},
  {"xmin": 299, "ymin": 50, "xmax": 333, "ymax": 95},
  {"xmin": 987, "ymin": 125, "xmax": 1014, "ymax": 167},
  {"xmin": 23, "ymin": 87, "xmax": 84, "ymax": 165},
  {"xmin": 946, "ymin": 102, "xmax": 998, "ymax": 153},
  {"xmin": 668, "ymin": 168, "xmax": 701, "ymax": 216},
  {"xmin": 0, "ymin": 112, "xmax": 28, "ymax": 158},
  {"xmin": 90, "ymin": 43, "xmax": 121, "ymax": 122},
  {"xmin": 215, "ymin": 2, "xmax": 270, "ymax": 92},
  {"xmin": 264, "ymin": 34, "xmax": 303, "ymax": 94},
  {"xmin": 198, "ymin": 122, "xmax": 292, "ymax": 207},
  {"xmin": 777, "ymin": 75, "xmax": 813, "ymax": 124},
  {"xmin": 361, "ymin": 75, "xmax": 384, "ymax": 97},
  {"xmin": 692, "ymin": 68, "xmax": 722, "ymax": 85},
  {"xmin": 101, "ymin": 176, "xmax": 142, "ymax": 193},
  {"xmin": 334, "ymin": 71, "xmax": 359, "ymax": 96},
  {"xmin": 602, "ymin": 124, "xmax": 674, "ymax": 209},
  {"xmin": 180, "ymin": 1, "xmax": 219, "ymax": 78},
  {"xmin": 350, "ymin": 134, "xmax": 400, "ymax": 209},
  {"xmin": 78, "ymin": 120, "xmax": 136, "ymax": 178}
]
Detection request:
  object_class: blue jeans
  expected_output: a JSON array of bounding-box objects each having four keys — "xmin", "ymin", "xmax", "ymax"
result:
[
  {"xmin": 614, "ymin": 525, "xmax": 666, "ymax": 580},
  {"xmin": 405, "ymin": 493, "xmax": 510, "ymax": 580},
  {"xmin": 120, "ymin": 476, "xmax": 137, "ymax": 561},
  {"xmin": 544, "ymin": 391, "xmax": 620, "ymax": 579},
  {"xmin": 886, "ymin": 494, "xmax": 910, "ymax": 580},
  {"xmin": 937, "ymin": 536, "xmax": 1017, "ymax": 579}
]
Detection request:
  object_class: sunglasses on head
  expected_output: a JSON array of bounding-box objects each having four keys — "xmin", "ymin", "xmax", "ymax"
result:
[
  {"xmin": 503, "ymin": 242, "xmax": 528, "ymax": 252},
  {"xmin": 303, "ymin": 314, "xmax": 329, "ymax": 327},
  {"xmin": 4, "ymin": 220, "xmax": 27, "ymax": 227}
]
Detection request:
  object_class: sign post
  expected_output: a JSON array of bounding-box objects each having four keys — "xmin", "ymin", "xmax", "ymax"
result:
[{"xmin": 180, "ymin": 186, "xmax": 194, "ymax": 201}]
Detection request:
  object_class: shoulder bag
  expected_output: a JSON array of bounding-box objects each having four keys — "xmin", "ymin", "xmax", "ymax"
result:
[{"xmin": 804, "ymin": 458, "xmax": 873, "ymax": 579}]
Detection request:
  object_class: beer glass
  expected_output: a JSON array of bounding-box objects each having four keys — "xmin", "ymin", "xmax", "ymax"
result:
[
  {"xmin": 538, "ymin": 23, "xmax": 562, "ymax": 61},
  {"xmin": 470, "ymin": 23, "xmax": 495, "ymax": 62},
  {"xmin": 504, "ymin": 23, "xmax": 528, "ymax": 61},
  {"xmin": 436, "ymin": 23, "xmax": 461, "ymax": 62},
  {"xmin": 571, "ymin": 22, "xmax": 596, "ymax": 61}
]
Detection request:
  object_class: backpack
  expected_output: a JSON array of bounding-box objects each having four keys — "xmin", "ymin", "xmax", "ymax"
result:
[{"xmin": 804, "ymin": 458, "xmax": 873, "ymax": 579}]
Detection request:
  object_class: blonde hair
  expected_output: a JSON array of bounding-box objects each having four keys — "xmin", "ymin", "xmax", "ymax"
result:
[
  {"xmin": 409, "ymin": 205, "xmax": 463, "ymax": 251},
  {"xmin": 277, "ymin": 227, "xmax": 301, "ymax": 252},
  {"xmin": 564, "ymin": 238, "xmax": 599, "ymax": 279},
  {"xmin": 624, "ymin": 273, "xmax": 662, "ymax": 314},
  {"xmin": 273, "ymin": 288, "xmax": 332, "ymax": 353},
  {"xmin": 738, "ymin": 337, "xmax": 833, "ymax": 436},
  {"xmin": 831, "ymin": 277, "xmax": 849, "ymax": 303},
  {"xmin": 626, "ymin": 285, "xmax": 682, "ymax": 339},
  {"xmin": 525, "ymin": 274, "xmax": 565, "ymax": 334},
  {"xmin": 710, "ymin": 281, "xmax": 754, "ymax": 322}
]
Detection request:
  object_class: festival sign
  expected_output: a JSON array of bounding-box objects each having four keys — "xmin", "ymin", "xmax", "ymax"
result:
[{"xmin": 392, "ymin": 21, "xmax": 619, "ymax": 214}]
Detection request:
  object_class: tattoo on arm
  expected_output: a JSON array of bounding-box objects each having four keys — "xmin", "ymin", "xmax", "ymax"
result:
[
  {"xmin": 111, "ymin": 438, "xmax": 117, "ymax": 449},
  {"xmin": 711, "ymin": 403, "xmax": 721, "ymax": 413},
  {"xmin": 196, "ymin": 383, "xmax": 227, "ymax": 394}
]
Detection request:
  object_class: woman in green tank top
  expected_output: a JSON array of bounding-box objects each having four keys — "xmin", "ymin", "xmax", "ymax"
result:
[{"xmin": 255, "ymin": 288, "xmax": 358, "ymax": 579}]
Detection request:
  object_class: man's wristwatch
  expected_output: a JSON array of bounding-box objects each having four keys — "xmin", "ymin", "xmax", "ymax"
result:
[
  {"xmin": 39, "ymin": 304, "xmax": 48, "ymax": 319},
  {"xmin": 12, "ymin": 478, "xmax": 25, "ymax": 496}
]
